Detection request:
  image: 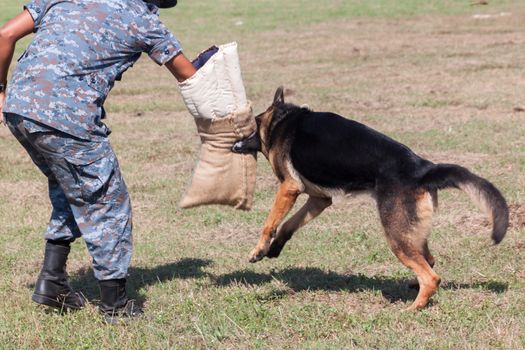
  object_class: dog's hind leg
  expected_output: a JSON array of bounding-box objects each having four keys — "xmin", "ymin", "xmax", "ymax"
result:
[
  {"xmin": 249, "ymin": 180, "xmax": 301, "ymax": 263},
  {"xmin": 417, "ymin": 191, "xmax": 436, "ymax": 270},
  {"xmin": 429, "ymin": 189, "xmax": 438, "ymax": 211},
  {"xmin": 267, "ymin": 196, "xmax": 332, "ymax": 258},
  {"xmin": 422, "ymin": 240, "xmax": 435, "ymax": 268},
  {"xmin": 377, "ymin": 189, "xmax": 439, "ymax": 310},
  {"xmin": 408, "ymin": 237, "xmax": 436, "ymax": 289}
]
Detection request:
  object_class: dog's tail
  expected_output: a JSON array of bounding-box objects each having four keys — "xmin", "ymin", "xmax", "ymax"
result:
[{"xmin": 419, "ymin": 163, "xmax": 509, "ymax": 244}]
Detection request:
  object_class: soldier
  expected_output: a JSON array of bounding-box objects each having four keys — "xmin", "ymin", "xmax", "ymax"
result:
[{"xmin": 0, "ymin": 0, "xmax": 197, "ymax": 323}]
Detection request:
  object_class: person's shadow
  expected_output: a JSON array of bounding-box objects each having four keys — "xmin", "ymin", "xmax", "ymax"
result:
[{"xmin": 65, "ymin": 258, "xmax": 213, "ymax": 307}]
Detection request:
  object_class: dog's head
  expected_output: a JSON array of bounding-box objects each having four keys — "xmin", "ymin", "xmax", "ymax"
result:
[{"xmin": 232, "ymin": 86, "xmax": 295, "ymax": 157}]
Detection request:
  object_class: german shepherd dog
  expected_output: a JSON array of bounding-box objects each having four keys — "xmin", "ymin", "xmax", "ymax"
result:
[{"xmin": 232, "ymin": 87, "xmax": 509, "ymax": 310}]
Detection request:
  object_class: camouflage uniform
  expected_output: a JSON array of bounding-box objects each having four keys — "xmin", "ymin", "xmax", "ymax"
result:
[{"xmin": 3, "ymin": 0, "xmax": 183, "ymax": 280}]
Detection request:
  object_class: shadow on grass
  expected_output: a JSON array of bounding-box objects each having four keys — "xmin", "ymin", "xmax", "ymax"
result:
[
  {"xmin": 27, "ymin": 258, "xmax": 213, "ymax": 307},
  {"xmin": 213, "ymin": 267, "xmax": 509, "ymax": 303},
  {"xmin": 26, "ymin": 259, "xmax": 509, "ymax": 308}
]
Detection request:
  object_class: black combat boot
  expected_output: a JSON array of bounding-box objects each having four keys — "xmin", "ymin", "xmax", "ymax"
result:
[
  {"xmin": 32, "ymin": 240, "xmax": 85, "ymax": 311},
  {"xmin": 98, "ymin": 279, "xmax": 142, "ymax": 324}
]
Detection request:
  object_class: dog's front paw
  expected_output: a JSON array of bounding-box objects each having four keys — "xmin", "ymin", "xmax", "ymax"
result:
[
  {"xmin": 248, "ymin": 244, "xmax": 269, "ymax": 263},
  {"xmin": 266, "ymin": 239, "xmax": 284, "ymax": 258}
]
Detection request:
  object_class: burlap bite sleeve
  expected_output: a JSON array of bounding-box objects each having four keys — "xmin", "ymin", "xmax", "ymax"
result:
[
  {"xmin": 179, "ymin": 103, "xmax": 257, "ymax": 210},
  {"xmin": 178, "ymin": 42, "xmax": 257, "ymax": 210}
]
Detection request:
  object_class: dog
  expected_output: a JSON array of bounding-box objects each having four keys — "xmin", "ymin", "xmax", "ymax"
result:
[{"xmin": 232, "ymin": 87, "xmax": 509, "ymax": 310}]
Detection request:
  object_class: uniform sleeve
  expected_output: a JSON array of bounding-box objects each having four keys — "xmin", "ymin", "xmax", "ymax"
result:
[
  {"xmin": 148, "ymin": 29, "xmax": 183, "ymax": 65},
  {"xmin": 24, "ymin": 0, "xmax": 49, "ymax": 30},
  {"xmin": 141, "ymin": 13, "xmax": 183, "ymax": 65}
]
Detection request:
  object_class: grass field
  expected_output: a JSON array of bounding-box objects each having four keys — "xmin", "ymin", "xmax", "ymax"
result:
[{"xmin": 1, "ymin": 0, "xmax": 524, "ymax": 349}]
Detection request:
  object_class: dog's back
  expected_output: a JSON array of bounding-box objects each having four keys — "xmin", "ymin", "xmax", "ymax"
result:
[
  {"xmin": 287, "ymin": 110, "xmax": 434, "ymax": 192},
  {"xmin": 279, "ymin": 108, "xmax": 507, "ymax": 240}
]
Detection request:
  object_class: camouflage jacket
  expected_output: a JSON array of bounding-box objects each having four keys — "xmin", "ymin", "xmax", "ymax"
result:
[{"xmin": 4, "ymin": 0, "xmax": 182, "ymax": 140}]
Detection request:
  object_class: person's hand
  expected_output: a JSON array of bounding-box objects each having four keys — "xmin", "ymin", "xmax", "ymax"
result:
[{"xmin": 0, "ymin": 92, "xmax": 5, "ymax": 125}]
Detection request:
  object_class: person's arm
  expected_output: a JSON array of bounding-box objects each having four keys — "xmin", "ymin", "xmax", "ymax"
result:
[
  {"xmin": 165, "ymin": 52, "xmax": 197, "ymax": 82},
  {"xmin": 0, "ymin": 10, "xmax": 35, "ymax": 119}
]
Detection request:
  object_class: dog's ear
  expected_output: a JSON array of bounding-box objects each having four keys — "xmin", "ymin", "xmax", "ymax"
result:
[{"xmin": 273, "ymin": 86, "xmax": 285, "ymax": 105}]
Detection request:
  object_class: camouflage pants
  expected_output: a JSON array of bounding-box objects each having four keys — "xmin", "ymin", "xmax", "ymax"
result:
[{"xmin": 5, "ymin": 113, "xmax": 132, "ymax": 281}]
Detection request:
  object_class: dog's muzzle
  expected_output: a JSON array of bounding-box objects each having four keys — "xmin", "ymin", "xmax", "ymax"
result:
[{"xmin": 232, "ymin": 131, "xmax": 260, "ymax": 154}]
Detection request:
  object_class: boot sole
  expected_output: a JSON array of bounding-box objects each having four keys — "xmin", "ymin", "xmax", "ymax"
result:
[{"xmin": 32, "ymin": 293, "xmax": 84, "ymax": 311}]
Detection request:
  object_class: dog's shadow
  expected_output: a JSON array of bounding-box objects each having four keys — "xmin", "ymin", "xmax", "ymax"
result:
[
  {"xmin": 213, "ymin": 267, "xmax": 509, "ymax": 303},
  {"xmin": 27, "ymin": 259, "xmax": 508, "ymax": 307}
]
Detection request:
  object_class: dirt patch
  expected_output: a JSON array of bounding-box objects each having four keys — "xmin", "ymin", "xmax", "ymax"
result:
[
  {"xmin": 509, "ymin": 203, "xmax": 525, "ymax": 230},
  {"xmin": 456, "ymin": 211, "xmax": 491, "ymax": 232},
  {"xmin": 443, "ymin": 202, "xmax": 525, "ymax": 234}
]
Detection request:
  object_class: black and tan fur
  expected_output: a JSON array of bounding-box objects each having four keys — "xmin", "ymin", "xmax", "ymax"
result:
[{"xmin": 234, "ymin": 87, "xmax": 509, "ymax": 310}]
